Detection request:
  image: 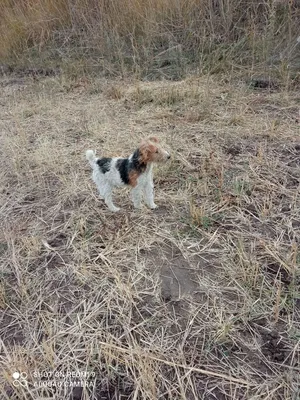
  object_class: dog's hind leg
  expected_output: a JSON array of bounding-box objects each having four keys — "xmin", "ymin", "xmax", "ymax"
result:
[
  {"xmin": 104, "ymin": 186, "xmax": 120, "ymax": 212},
  {"xmin": 92, "ymin": 171, "xmax": 105, "ymax": 199}
]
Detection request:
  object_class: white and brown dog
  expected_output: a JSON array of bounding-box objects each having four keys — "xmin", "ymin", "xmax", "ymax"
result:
[{"xmin": 86, "ymin": 137, "xmax": 170, "ymax": 212}]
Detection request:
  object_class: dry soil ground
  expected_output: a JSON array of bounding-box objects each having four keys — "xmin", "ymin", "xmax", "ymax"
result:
[{"xmin": 0, "ymin": 72, "xmax": 300, "ymax": 399}]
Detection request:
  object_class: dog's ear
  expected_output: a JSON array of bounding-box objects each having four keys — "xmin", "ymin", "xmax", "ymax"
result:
[
  {"xmin": 148, "ymin": 136, "xmax": 159, "ymax": 143},
  {"xmin": 139, "ymin": 142, "xmax": 156, "ymax": 163}
]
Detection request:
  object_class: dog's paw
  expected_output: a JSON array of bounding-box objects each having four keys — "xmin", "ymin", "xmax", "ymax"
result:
[{"xmin": 149, "ymin": 203, "xmax": 158, "ymax": 209}]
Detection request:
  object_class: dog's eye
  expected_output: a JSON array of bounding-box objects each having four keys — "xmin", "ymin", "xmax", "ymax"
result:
[{"xmin": 155, "ymin": 150, "xmax": 159, "ymax": 153}]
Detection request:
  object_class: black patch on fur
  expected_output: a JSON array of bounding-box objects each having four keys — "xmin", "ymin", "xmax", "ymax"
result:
[
  {"xmin": 97, "ymin": 158, "xmax": 112, "ymax": 174},
  {"xmin": 116, "ymin": 149, "xmax": 147, "ymax": 185},
  {"xmin": 131, "ymin": 149, "xmax": 146, "ymax": 174},
  {"xmin": 116, "ymin": 158, "xmax": 129, "ymax": 184}
]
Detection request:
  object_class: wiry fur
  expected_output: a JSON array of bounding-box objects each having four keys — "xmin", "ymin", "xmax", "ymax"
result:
[{"xmin": 86, "ymin": 137, "xmax": 170, "ymax": 212}]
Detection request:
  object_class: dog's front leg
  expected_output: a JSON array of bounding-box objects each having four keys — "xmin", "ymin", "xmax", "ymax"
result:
[
  {"xmin": 131, "ymin": 186, "xmax": 143, "ymax": 209},
  {"xmin": 144, "ymin": 181, "xmax": 157, "ymax": 209}
]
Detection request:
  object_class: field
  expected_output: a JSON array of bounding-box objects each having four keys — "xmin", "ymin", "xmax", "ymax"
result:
[
  {"xmin": 0, "ymin": 1, "xmax": 300, "ymax": 398},
  {"xmin": 0, "ymin": 69, "xmax": 299, "ymax": 399}
]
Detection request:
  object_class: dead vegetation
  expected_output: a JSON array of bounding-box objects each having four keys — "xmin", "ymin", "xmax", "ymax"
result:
[
  {"xmin": 1, "ymin": 2, "xmax": 300, "ymax": 399},
  {"xmin": 0, "ymin": 73, "xmax": 299, "ymax": 399},
  {"xmin": 1, "ymin": 0, "xmax": 300, "ymax": 80}
]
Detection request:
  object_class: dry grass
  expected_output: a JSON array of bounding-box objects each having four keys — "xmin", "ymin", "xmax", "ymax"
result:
[
  {"xmin": 0, "ymin": 73, "xmax": 299, "ymax": 399},
  {"xmin": 1, "ymin": 0, "xmax": 300, "ymax": 79}
]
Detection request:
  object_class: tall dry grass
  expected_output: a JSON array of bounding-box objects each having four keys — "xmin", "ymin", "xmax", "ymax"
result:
[{"xmin": 1, "ymin": 1, "xmax": 300, "ymax": 77}]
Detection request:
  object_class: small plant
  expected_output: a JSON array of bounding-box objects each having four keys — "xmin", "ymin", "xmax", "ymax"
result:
[
  {"xmin": 228, "ymin": 115, "xmax": 244, "ymax": 126},
  {"xmin": 22, "ymin": 109, "xmax": 36, "ymax": 119},
  {"xmin": 234, "ymin": 179, "xmax": 252, "ymax": 196},
  {"xmin": 106, "ymin": 85, "xmax": 124, "ymax": 100},
  {"xmin": 130, "ymin": 86, "xmax": 154, "ymax": 107},
  {"xmin": 189, "ymin": 201, "xmax": 215, "ymax": 229}
]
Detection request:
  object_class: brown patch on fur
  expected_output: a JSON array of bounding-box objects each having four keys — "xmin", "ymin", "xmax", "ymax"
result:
[
  {"xmin": 128, "ymin": 170, "xmax": 139, "ymax": 187},
  {"xmin": 139, "ymin": 141, "xmax": 157, "ymax": 164}
]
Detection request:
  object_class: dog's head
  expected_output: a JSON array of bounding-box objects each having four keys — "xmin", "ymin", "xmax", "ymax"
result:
[{"xmin": 139, "ymin": 137, "xmax": 170, "ymax": 164}]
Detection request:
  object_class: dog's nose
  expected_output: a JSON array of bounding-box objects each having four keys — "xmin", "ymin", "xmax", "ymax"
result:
[{"xmin": 167, "ymin": 154, "xmax": 171, "ymax": 159}]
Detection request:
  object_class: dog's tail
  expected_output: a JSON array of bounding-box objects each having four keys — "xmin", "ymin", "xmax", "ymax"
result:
[{"xmin": 86, "ymin": 150, "xmax": 97, "ymax": 168}]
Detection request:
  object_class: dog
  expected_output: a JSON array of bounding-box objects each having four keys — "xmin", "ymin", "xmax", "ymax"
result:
[{"xmin": 86, "ymin": 137, "xmax": 170, "ymax": 212}]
